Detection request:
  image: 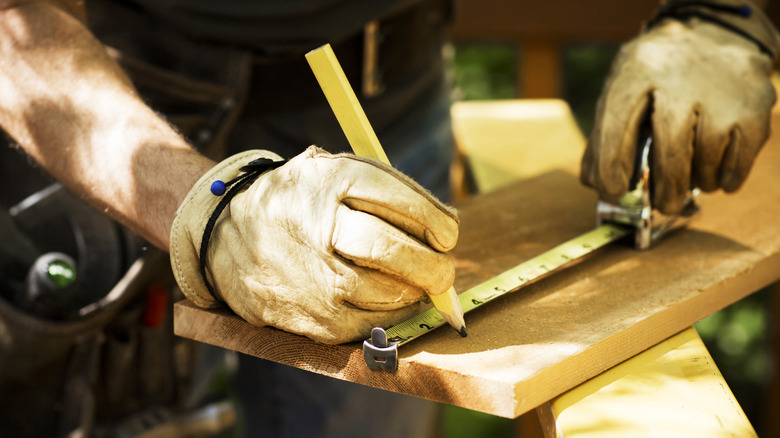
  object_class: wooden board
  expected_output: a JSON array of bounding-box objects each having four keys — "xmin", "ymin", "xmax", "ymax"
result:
[{"xmin": 174, "ymin": 112, "xmax": 780, "ymax": 419}]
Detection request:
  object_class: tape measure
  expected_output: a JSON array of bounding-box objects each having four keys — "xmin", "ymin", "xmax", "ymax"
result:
[
  {"xmin": 362, "ymin": 223, "xmax": 634, "ymax": 370},
  {"xmin": 362, "ymin": 122, "xmax": 699, "ymax": 371},
  {"xmin": 383, "ymin": 223, "xmax": 632, "ymax": 347}
]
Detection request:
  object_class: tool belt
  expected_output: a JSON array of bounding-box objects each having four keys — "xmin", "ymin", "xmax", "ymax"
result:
[
  {"xmin": 0, "ymin": 220, "xmax": 193, "ymax": 436},
  {"xmin": 0, "ymin": 178, "xmax": 233, "ymax": 436}
]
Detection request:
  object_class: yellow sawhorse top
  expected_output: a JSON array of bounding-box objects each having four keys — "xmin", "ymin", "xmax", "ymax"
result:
[{"xmin": 538, "ymin": 328, "xmax": 754, "ymax": 437}]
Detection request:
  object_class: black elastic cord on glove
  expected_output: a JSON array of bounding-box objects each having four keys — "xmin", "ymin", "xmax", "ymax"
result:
[
  {"xmin": 199, "ymin": 158, "xmax": 287, "ymax": 302},
  {"xmin": 647, "ymin": 2, "xmax": 775, "ymax": 59}
]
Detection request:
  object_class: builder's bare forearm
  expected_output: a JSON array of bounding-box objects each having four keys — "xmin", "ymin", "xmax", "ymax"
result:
[{"xmin": 0, "ymin": 0, "xmax": 214, "ymax": 250}]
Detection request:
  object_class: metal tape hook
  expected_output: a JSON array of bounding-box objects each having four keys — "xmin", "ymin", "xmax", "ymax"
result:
[
  {"xmin": 596, "ymin": 123, "xmax": 699, "ymax": 250},
  {"xmin": 363, "ymin": 327, "xmax": 398, "ymax": 371}
]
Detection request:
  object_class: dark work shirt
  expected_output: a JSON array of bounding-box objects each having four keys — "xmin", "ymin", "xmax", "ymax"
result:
[{"xmin": 122, "ymin": 0, "xmax": 420, "ymax": 54}]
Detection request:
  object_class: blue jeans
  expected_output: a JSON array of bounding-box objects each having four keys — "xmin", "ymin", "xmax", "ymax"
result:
[{"xmin": 232, "ymin": 355, "xmax": 438, "ymax": 438}]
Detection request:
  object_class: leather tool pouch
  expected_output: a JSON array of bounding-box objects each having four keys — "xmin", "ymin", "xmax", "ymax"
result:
[{"xmin": 0, "ymin": 245, "xmax": 177, "ymax": 436}]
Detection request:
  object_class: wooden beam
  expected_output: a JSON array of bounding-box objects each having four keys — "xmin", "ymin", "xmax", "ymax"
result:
[
  {"xmin": 538, "ymin": 328, "xmax": 756, "ymax": 437},
  {"xmin": 520, "ymin": 40, "xmax": 563, "ymax": 98},
  {"xmin": 450, "ymin": 0, "xmax": 778, "ymax": 42},
  {"xmin": 175, "ymin": 107, "xmax": 780, "ymax": 418},
  {"xmin": 451, "ymin": 0, "xmax": 658, "ymax": 42}
]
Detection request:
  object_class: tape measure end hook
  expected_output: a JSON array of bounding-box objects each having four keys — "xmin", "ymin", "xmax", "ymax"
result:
[{"xmin": 363, "ymin": 327, "xmax": 398, "ymax": 371}]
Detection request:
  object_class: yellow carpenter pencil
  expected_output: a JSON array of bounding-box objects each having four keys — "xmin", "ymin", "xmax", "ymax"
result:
[{"xmin": 306, "ymin": 44, "xmax": 466, "ymax": 337}]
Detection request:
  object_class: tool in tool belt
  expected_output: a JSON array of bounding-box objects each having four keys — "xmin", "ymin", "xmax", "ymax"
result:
[
  {"xmin": 0, "ymin": 184, "xmax": 141, "ymax": 319},
  {"xmin": 363, "ymin": 124, "xmax": 701, "ymax": 371}
]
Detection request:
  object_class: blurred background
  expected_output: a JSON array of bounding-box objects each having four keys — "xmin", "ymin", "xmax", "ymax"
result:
[{"xmin": 441, "ymin": 0, "xmax": 780, "ymax": 435}]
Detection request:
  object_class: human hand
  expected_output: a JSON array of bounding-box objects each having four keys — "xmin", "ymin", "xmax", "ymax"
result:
[
  {"xmin": 581, "ymin": 2, "xmax": 779, "ymax": 214},
  {"xmin": 170, "ymin": 146, "xmax": 459, "ymax": 344}
]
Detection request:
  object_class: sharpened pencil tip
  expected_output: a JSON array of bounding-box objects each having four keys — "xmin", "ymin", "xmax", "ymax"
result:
[{"xmin": 458, "ymin": 326, "xmax": 468, "ymax": 337}]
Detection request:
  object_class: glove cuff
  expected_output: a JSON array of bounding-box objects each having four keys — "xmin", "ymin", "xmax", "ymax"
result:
[
  {"xmin": 170, "ymin": 150, "xmax": 284, "ymax": 308},
  {"xmin": 647, "ymin": 0, "xmax": 780, "ymax": 67}
]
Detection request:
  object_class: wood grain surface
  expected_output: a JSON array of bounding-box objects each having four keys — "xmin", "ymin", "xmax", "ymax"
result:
[{"xmin": 175, "ymin": 112, "xmax": 780, "ymax": 419}]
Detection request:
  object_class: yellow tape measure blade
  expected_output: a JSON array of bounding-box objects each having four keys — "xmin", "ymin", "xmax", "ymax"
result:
[{"xmin": 384, "ymin": 223, "xmax": 632, "ymax": 347}]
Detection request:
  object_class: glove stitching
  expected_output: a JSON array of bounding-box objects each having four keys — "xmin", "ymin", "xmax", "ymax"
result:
[
  {"xmin": 171, "ymin": 199, "xmax": 209, "ymax": 306},
  {"xmin": 348, "ymin": 298, "xmax": 421, "ymax": 307},
  {"xmin": 342, "ymin": 196, "xmax": 437, "ymax": 245}
]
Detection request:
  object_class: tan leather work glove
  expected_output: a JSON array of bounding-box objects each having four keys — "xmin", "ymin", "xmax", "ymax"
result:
[
  {"xmin": 582, "ymin": 0, "xmax": 780, "ymax": 214},
  {"xmin": 170, "ymin": 146, "xmax": 459, "ymax": 344}
]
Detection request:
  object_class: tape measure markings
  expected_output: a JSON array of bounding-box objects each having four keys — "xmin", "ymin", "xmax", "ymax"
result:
[{"xmin": 384, "ymin": 223, "xmax": 632, "ymax": 346}]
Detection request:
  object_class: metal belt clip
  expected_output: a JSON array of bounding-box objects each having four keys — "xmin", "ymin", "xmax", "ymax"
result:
[
  {"xmin": 363, "ymin": 327, "xmax": 398, "ymax": 371},
  {"xmin": 596, "ymin": 133, "xmax": 699, "ymax": 250}
]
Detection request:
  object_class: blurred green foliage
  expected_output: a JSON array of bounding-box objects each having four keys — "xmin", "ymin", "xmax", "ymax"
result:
[
  {"xmin": 562, "ymin": 44, "xmax": 619, "ymax": 135},
  {"xmin": 452, "ymin": 43, "xmax": 517, "ymax": 101},
  {"xmin": 439, "ymin": 406, "xmax": 514, "ymax": 438}
]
